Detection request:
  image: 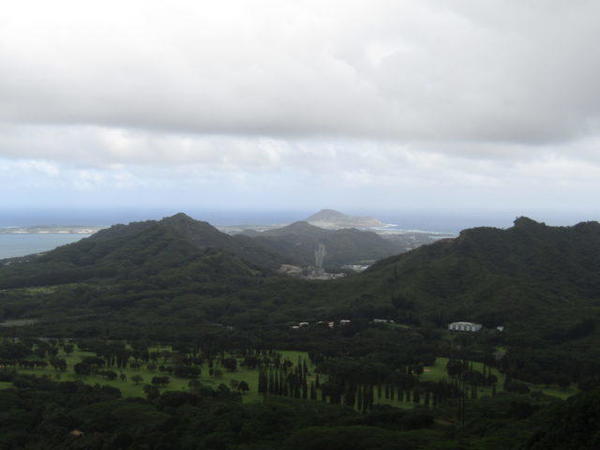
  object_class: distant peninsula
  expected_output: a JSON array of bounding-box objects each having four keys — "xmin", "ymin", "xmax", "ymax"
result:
[
  {"xmin": 0, "ymin": 226, "xmax": 105, "ymax": 235},
  {"xmin": 305, "ymin": 209, "xmax": 384, "ymax": 229}
]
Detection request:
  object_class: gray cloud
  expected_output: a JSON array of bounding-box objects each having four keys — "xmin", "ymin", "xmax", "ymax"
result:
[
  {"xmin": 2, "ymin": 0, "xmax": 600, "ymax": 214},
  {"xmin": 2, "ymin": 0, "xmax": 600, "ymax": 148}
]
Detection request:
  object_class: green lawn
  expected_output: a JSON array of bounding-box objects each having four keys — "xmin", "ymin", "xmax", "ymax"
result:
[
  {"xmin": 6, "ymin": 346, "xmax": 578, "ymax": 405},
  {"xmin": 15, "ymin": 346, "xmax": 313, "ymax": 403},
  {"xmin": 22, "ymin": 286, "xmax": 57, "ymax": 294},
  {"xmin": 529, "ymin": 383, "xmax": 578, "ymax": 400},
  {"xmin": 420, "ymin": 357, "xmax": 577, "ymax": 400},
  {"xmin": 421, "ymin": 357, "xmax": 452, "ymax": 382},
  {"xmin": 0, "ymin": 319, "xmax": 39, "ymax": 327}
]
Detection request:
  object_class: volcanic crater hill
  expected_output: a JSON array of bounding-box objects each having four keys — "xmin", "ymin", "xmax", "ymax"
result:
[
  {"xmin": 335, "ymin": 217, "xmax": 600, "ymax": 332},
  {"xmin": 0, "ymin": 213, "xmax": 285, "ymax": 288},
  {"xmin": 305, "ymin": 209, "xmax": 384, "ymax": 229},
  {"xmin": 240, "ymin": 220, "xmax": 405, "ymax": 268}
]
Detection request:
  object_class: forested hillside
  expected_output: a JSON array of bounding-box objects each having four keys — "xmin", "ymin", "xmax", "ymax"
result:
[
  {"xmin": 2, "ymin": 215, "xmax": 600, "ymax": 448},
  {"xmin": 347, "ymin": 217, "xmax": 600, "ymax": 327},
  {"xmin": 0, "ymin": 213, "xmax": 283, "ymax": 289},
  {"xmin": 243, "ymin": 221, "xmax": 403, "ymax": 268},
  {"xmin": 2, "ymin": 216, "xmax": 600, "ymax": 352},
  {"xmin": 324, "ymin": 217, "xmax": 600, "ymax": 386}
]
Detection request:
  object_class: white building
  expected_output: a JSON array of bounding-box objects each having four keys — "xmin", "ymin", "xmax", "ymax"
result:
[{"xmin": 448, "ymin": 321, "xmax": 482, "ymax": 332}]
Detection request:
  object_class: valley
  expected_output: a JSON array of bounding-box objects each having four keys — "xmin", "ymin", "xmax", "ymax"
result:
[{"xmin": 0, "ymin": 212, "xmax": 598, "ymax": 449}]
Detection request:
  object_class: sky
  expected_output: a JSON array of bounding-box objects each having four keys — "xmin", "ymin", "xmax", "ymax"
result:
[{"xmin": 2, "ymin": 0, "xmax": 600, "ymax": 225}]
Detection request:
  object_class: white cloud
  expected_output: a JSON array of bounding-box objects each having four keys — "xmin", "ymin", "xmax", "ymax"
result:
[
  {"xmin": 2, "ymin": 0, "xmax": 600, "ymax": 144},
  {"xmin": 1, "ymin": 1, "xmax": 600, "ymax": 212}
]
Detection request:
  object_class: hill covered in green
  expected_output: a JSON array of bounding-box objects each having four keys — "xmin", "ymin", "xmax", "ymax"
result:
[
  {"xmin": 2, "ymin": 214, "xmax": 600, "ymax": 448},
  {"xmin": 3, "ymin": 215, "xmax": 600, "ymax": 337},
  {"xmin": 343, "ymin": 217, "xmax": 600, "ymax": 327},
  {"xmin": 0, "ymin": 213, "xmax": 284, "ymax": 289},
  {"xmin": 2, "ymin": 215, "xmax": 600, "ymax": 386},
  {"xmin": 323, "ymin": 217, "xmax": 600, "ymax": 385},
  {"xmin": 243, "ymin": 221, "xmax": 404, "ymax": 268}
]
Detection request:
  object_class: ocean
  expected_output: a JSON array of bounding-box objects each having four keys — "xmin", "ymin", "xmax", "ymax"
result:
[
  {"xmin": 1, "ymin": 207, "xmax": 594, "ymax": 232},
  {"xmin": 0, "ymin": 207, "xmax": 596, "ymax": 259},
  {"xmin": 0, "ymin": 234, "xmax": 90, "ymax": 259}
]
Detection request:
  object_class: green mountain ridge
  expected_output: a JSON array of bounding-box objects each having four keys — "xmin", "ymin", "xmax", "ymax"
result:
[
  {"xmin": 2, "ymin": 215, "xmax": 600, "ymax": 342},
  {"xmin": 332, "ymin": 217, "xmax": 600, "ymax": 325},
  {"xmin": 314, "ymin": 217, "xmax": 600, "ymax": 371},
  {"xmin": 4, "ymin": 214, "xmax": 600, "ymax": 333},
  {"xmin": 244, "ymin": 220, "xmax": 404, "ymax": 268},
  {"xmin": 1, "ymin": 214, "xmax": 600, "ymax": 389},
  {"xmin": 366, "ymin": 216, "xmax": 600, "ymax": 307},
  {"xmin": 1, "ymin": 214, "xmax": 600, "ymax": 450},
  {"xmin": 0, "ymin": 213, "xmax": 282, "ymax": 289}
]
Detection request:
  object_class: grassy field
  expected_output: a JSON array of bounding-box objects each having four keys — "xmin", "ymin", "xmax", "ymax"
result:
[
  {"xmin": 530, "ymin": 383, "xmax": 578, "ymax": 400},
  {"xmin": 9, "ymin": 346, "xmax": 314, "ymax": 403},
  {"xmin": 22, "ymin": 286, "xmax": 57, "ymax": 294},
  {"xmin": 0, "ymin": 319, "xmax": 39, "ymax": 328},
  {"xmin": 1, "ymin": 345, "xmax": 577, "ymax": 408},
  {"xmin": 420, "ymin": 357, "xmax": 577, "ymax": 400}
]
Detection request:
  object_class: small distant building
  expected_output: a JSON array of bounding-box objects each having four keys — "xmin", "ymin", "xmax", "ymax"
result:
[
  {"xmin": 448, "ymin": 321, "xmax": 482, "ymax": 332},
  {"xmin": 290, "ymin": 325, "xmax": 300, "ymax": 330},
  {"xmin": 339, "ymin": 319, "xmax": 351, "ymax": 326},
  {"xmin": 327, "ymin": 321, "xmax": 335, "ymax": 328},
  {"xmin": 372, "ymin": 319, "xmax": 395, "ymax": 324},
  {"xmin": 496, "ymin": 326, "xmax": 505, "ymax": 332},
  {"xmin": 298, "ymin": 322, "xmax": 309, "ymax": 327}
]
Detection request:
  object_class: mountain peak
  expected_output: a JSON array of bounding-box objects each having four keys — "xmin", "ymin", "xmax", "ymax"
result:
[
  {"xmin": 257, "ymin": 221, "xmax": 328, "ymax": 238},
  {"xmin": 513, "ymin": 216, "xmax": 545, "ymax": 229},
  {"xmin": 305, "ymin": 209, "xmax": 383, "ymax": 229},
  {"xmin": 284, "ymin": 221, "xmax": 323, "ymax": 231},
  {"xmin": 308, "ymin": 209, "xmax": 347, "ymax": 220},
  {"xmin": 161, "ymin": 212, "xmax": 196, "ymax": 224}
]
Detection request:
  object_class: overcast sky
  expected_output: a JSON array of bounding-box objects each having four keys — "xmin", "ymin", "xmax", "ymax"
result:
[{"xmin": 2, "ymin": 0, "xmax": 600, "ymax": 222}]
